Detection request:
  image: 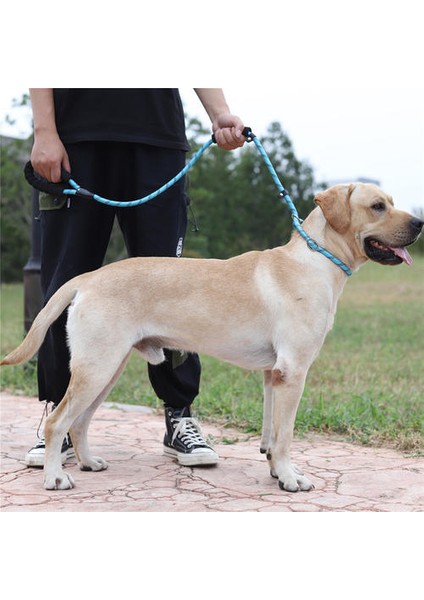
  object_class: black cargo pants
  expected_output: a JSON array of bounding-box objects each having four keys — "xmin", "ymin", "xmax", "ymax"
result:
[{"xmin": 37, "ymin": 141, "xmax": 201, "ymax": 409}]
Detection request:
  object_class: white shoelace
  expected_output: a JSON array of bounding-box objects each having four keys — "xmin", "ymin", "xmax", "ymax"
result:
[{"xmin": 171, "ymin": 417, "xmax": 207, "ymax": 448}]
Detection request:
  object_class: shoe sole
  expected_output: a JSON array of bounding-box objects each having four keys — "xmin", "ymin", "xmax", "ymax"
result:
[
  {"xmin": 163, "ymin": 446, "xmax": 219, "ymax": 466},
  {"xmin": 25, "ymin": 448, "xmax": 75, "ymax": 468}
]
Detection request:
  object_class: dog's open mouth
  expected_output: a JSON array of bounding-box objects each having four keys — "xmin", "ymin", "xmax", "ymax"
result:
[{"xmin": 364, "ymin": 238, "xmax": 413, "ymax": 266}]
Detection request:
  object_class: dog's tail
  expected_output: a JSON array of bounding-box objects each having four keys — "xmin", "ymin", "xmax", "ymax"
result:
[{"xmin": 1, "ymin": 278, "xmax": 79, "ymax": 366}]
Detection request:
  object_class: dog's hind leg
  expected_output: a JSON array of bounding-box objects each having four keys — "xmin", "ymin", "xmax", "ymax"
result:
[
  {"xmin": 43, "ymin": 348, "xmax": 132, "ymax": 490},
  {"xmin": 69, "ymin": 351, "xmax": 132, "ymax": 473},
  {"xmin": 43, "ymin": 395, "xmax": 77, "ymax": 490},
  {"xmin": 260, "ymin": 370, "xmax": 273, "ymax": 456}
]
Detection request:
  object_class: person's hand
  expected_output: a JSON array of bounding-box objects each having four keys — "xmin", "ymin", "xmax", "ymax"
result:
[
  {"xmin": 31, "ymin": 130, "xmax": 71, "ymax": 182},
  {"xmin": 212, "ymin": 113, "xmax": 246, "ymax": 150}
]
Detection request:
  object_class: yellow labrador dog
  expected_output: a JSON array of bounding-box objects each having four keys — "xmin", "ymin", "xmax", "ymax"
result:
[{"xmin": 2, "ymin": 183, "xmax": 422, "ymax": 491}]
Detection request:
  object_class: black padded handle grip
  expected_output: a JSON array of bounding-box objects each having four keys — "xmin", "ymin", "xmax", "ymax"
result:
[{"xmin": 24, "ymin": 161, "xmax": 70, "ymax": 196}]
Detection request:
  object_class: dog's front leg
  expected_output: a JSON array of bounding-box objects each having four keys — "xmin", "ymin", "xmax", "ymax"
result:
[{"xmin": 269, "ymin": 368, "xmax": 314, "ymax": 492}]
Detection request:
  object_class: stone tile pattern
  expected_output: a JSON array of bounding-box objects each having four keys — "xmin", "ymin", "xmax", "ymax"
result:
[{"xmin": 1, "ymin": 393, "xmax": 423, "ymax": 512}]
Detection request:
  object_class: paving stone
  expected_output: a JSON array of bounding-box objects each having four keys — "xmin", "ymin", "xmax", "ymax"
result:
[{"xmin": 1, "ymin": 392, "xmax": 422, "ymax": 512}]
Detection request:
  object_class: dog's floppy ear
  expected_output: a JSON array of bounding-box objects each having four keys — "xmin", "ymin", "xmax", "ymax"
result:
[{"xmin": 314, "ymin": 184, "xmax": 355, "ymax": 234}]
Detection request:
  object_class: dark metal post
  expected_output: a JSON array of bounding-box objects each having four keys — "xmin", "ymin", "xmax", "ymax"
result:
[{"xmin": 23, "ymin": 187, "xmax": 42, "ymax": 332}]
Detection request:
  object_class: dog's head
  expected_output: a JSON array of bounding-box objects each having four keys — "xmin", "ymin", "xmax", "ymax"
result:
[{"xmin": 314, "ymin": 183, "xmax": 423, "ymax": 266}]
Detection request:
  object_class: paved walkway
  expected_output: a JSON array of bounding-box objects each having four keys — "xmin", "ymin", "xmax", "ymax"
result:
[{"xmin": 1, "ymin": 392, "xmax": 423, "ymax": 511}]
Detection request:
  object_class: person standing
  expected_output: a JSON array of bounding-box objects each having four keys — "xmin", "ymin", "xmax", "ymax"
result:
[{"xmin": 25, "ymin": 88, "xmax": 245, "ymax": 468}]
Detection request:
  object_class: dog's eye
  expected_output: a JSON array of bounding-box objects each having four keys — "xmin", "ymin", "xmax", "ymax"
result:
[{"xmin": 371, "ymin": 202, "xmax": 386, "ymax": 212}]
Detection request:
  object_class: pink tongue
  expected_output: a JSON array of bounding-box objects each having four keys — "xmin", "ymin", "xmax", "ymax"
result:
[{"xmin": 389, "ymin": 246, "xmax": 413, "ymax": 265}]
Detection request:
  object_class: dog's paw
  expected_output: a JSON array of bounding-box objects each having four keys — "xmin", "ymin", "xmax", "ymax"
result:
[
  {"xmin": 78, "ymin": 456, "xmax": 108, "ymax": 472},
  {"xmin": 44, "ymin": 471, "xmax": 75, "ymax": 490},
  {"xmin": 265, "ymin": 452, "xmax": 314, "ymax": 491},
  {"xmin": 273, "ymin": 462, "xmax": 314, "ymax": 492},
  {"xmin": 278, "ymin": 472, "xmax": 314, "ymax": 493}
]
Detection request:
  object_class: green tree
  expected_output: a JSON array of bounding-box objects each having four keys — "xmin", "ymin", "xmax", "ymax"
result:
[
  {"xmin": 1, "ymin": 135, "xmax": 33, "ymax": 282},
  {"xmin": 184, "ymin": 120, "xmax": 320, "ymax": 259}
]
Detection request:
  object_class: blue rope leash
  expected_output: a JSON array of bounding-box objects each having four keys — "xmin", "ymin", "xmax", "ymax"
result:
[
  {"xmin": 245, "ymin": 130, "xmax": 352, "ymax": 276},
  {"xmin": 55, "ymin": 127, "xmax": 352, "ymax": 276},
  {"xmin": 62, "ymin": 137, "xmax": 215, "ymax": 207}
]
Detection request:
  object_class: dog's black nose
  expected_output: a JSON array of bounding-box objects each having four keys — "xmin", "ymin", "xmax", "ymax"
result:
[{"xmin": 410, "ymin": 217, "xmax": 424, "ymax": 233}]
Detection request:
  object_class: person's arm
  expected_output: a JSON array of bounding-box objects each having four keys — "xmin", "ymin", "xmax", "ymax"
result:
[
  {"xmin": 194, "ymin": 88, "xmax": 245, "ymax": 150},
  {"xmin": 29, "ymin": 88, "xmax": 70, "ymax": 182}
]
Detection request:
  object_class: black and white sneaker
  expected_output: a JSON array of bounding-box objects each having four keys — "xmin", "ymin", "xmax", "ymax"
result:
[
  {"xmin": 25, "ymin": 402, "xmax": 75, "ymax": 468},
  {"xmin": 25, "ymin": 434, "xmax": 74, "ymax": 468},
  {"xmin": 163, "ymin": 407, "xmax": 219, "ymax": 466}
]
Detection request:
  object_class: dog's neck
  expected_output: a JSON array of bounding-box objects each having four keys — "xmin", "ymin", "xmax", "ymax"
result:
[{"xmin": 291, "ymin": 207, "xmax": 366, "ymax": 276}]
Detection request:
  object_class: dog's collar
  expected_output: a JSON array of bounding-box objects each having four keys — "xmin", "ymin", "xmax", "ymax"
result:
[{"xmin": 290, "ymin": 212, "xmax": 352, "ymax": 276}]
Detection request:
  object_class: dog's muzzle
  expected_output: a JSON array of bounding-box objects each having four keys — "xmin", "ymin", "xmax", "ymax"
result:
[{"xmin": 364, "ymin": 217, "xmax": 423, "ymax": 266}]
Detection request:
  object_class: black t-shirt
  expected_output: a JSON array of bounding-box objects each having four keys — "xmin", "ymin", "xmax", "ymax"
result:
[{"xmin": 53, "ymin": 88, "xmax": 190, "ymax": 151}]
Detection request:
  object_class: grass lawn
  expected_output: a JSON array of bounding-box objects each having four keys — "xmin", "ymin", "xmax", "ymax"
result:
[{"xmin": 1, "ymin": 256, "xmax": 423, "ymax": 452}]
